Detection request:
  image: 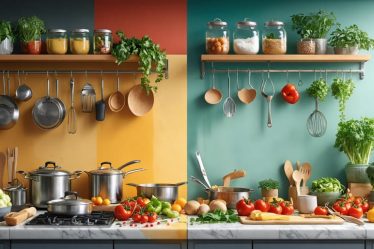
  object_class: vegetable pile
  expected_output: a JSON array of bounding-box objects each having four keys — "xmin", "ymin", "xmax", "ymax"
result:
[
  {"xmin": 236, "ymin": 198, "xmax": 294, "ymax": 216},
  {"xmin": 311, "ymin": 177, "xmax": 345, "ymax": 193},
  {"xmin": 190, "ymin": 209, "xmax": 239, "ymax": 224},
  {"xmin": 331, "ymin": 190, "xmax": 369, "ymax": 219}
]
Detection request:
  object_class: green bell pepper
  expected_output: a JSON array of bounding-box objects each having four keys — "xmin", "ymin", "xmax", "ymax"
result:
[
  {"xmin": 162, "ymin": 208, "xmax": 179, "ymax": 218},
  {"xmin": 146, "ymin": 196, "xmax": 162, "ymax": 214},
  {"xmin": 162, "ymin": 201, "xmax": 171, "ymax": 210}
]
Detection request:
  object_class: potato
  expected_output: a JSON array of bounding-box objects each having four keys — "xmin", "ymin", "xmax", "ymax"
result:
[
  {"xmin": 197, "ymin": 204, "xmax": 210, "ymax": 215},
  {"xmin": 209, "ymin": 199, "xmax": 227, "ymax": 213},
  {"xmin": 184, "ymin": 200, "xmax": 200, "ymax": 215}
]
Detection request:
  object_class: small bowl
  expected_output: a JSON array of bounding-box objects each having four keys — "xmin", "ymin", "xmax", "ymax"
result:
[
  {"xmin": 0, "ymin": 206, "xmax": 11, "ymax": 218},
  {"xmin": 311, "ymin": 192, "xmax": 341, "ymax": 206}
]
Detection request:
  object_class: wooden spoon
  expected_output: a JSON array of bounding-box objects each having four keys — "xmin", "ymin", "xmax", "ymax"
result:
[
  {"xmin": 108, "ymin": 76, "xmax": 125, "ymax": 112},
  {"xmin": 127, "ymin": 85, "xmax": 154, "ymax": 116},
  {"xmin": 292, "ymin": 170, "xmax": 303, "ymax": 196},
  {"xmin": 0, "ymin": 152, "xmax": 5, "ymax": 188},
  {"xmin": 300, "ymin": 162, "xmax": 312, "ymax": 187},
  {"xmin": 222, "ymin": 169, "xmax": 246, "ymax": 187},
  {"xmin": 204, "ymin": 69, "xmax": 222, "ymax": 105},
  {"xmin": 284, "ymin": 160, "xmax": 294, "ymax": 186},
  {"xmin": 237, "ymin": 70, "xmax": 256, "ymax": 104}
]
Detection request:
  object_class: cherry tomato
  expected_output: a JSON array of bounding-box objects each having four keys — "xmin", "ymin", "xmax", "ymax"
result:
[
  {"xmin": 361, "ymin": 200, "xmax": 369, "ymax": 213},
  {"xmin": 269, "ymin": 203, "xmax": 282, "ymax": 214},
  {"xmin": 132, "ymin": 213, "xmax": 142, "ymax": 223},
  {"xmin": 314, "ymin": 206, "xmax": 328, "ymax": 215},
  {"xmin": 254, "ymin": 199, "xmax": 270, "ymax": 212},
  {"xmin": 354, "ymin": 197, "xmax": 363, "ymax": 206},
  {"xmin": 148, "ymin": 212, "xmax": 158, "ymax": 223},
  {"xmin": 280, "ymin": 201, "xmax": 294, "ymax": 215},
  {"xmin": 140, "ymin": 215, "xmax": 149, "ymax": 224},
  {"xmin": 136, "ymin": 197, "xmax": 146, "ymax": 207},
  {"xmin": 339, "ymin": 190, "xmax": 355, "ymax": 203},
  {"xmin": 348, "ymin": 206, "xmax": 363, "ymax": 219},
  {"xmin": 236, "ymin": 198, "xmax": 255, "ymax": 216},
  {"xmin": 333, "ymin": 201, "xmax": 348, "ymax": 215}
]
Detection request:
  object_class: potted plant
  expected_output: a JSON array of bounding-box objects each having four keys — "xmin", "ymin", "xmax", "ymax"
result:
[
  {"xmin": 291, "ymin": 10, "xmax": 336, "ymax": 54},
  {"xmin": 311, "ymin": 177, "xmax": 344, "ymax": 205},
  {"xmin": 329, "ymin": 24, "xmax": 374, "ymax": 54},
  {"xmin": 335, "ymin": 118, "xmax": 374, "ymax": 183},
  {"xmin": 16, "ymin": 16, "xmax": 45, "ymax": 54},
  {"xmin": 0, "ymin": 20, "xmax": 14, "ymax": 54},
  {"xmin": 258, "ymin": 178, "xmax": 279, "ymax": 198}
]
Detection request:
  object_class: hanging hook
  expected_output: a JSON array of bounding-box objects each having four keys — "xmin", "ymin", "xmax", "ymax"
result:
[
  {"xmin": 350, "ymin": 69, "xmax": 353, "ymax": 80},
  {"xmin": 70, "ymin": 71, "xmax": 73, "ymax": 79},
  {"xmin": 325, "ymin": 69, "xmax": 328, "ymax": 83},
  {"xmin": 298, "ymin": 71, "xmax": 303, "ymax": 86},
  {"xmin": 286, "ymin": 70, "xmax": 289, "ymax": 82},
  {"xmin": 248, "ymin": 68, "xmax": 253, "ymax": 88},
  {"xmin": 267, "ymin": 63, "xmax": 270, "ymax": 79},
  {"xmin": 85, "ymin": 70, "xmax": 88, "ymax": 82},
  {"xmin": 314, "ymin": 69, "xmax": 317, "ymax": 81},
  {"xmin": 17, "ymin": 70, "xmax": 20, "ymax": 86}
]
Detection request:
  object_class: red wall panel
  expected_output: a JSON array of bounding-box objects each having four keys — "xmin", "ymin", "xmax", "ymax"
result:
[{"xmin": 94, "ymin": 0, "xmax": 186, "ymax": 54}]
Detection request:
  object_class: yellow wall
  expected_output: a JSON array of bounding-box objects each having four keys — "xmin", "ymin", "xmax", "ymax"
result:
[{"xmin": 0, "ymin": 55, "xmax": 187, "ymax": 200}]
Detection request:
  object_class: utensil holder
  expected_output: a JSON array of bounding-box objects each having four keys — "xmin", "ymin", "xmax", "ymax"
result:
[{"xmin": 288, "ymin": 186, "xmax": 309, "ymax": 209}]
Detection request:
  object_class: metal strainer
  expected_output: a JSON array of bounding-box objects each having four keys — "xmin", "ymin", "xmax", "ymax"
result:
[{"xmin": 307, "ymin": 98, "xmax": 327, "ymax": 137}]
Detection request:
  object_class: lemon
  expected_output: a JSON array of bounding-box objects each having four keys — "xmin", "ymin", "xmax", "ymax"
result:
[{"xmin": 367, "ymin": 208, "xmax": 374, "ymax": 222}]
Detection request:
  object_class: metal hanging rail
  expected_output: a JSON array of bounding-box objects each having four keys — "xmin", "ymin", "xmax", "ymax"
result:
[{"xmin": 206, "ymin": 69, "xmax": 363, "ymax": 74}]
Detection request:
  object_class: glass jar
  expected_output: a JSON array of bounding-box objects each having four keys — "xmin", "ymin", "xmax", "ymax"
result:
[
  {"xmin": 94, "ymin": 29, "xmax": 112, "ymax": 54},
  {"xmin": 20, "ymin": 35, "xmax": 42, "ymax": 54},
  {"xmin": 47, "ymin": 29, "xmax": 68, "ymax": 54},
  {"xmin": 262, "ymin": 21, "xmax": 287, "ymax": 54},
  {"xmin": 233, "ymin": 19, "xmax": 259, "ymax": 55},
  {"xmin": 70, "ymin": 29, "xmax": 90, "ymax": 54},
  {"xmin": 206, "ymin": 18, "xmax": 230, "ymax": 54},
  {"xmin": 297, "ymin": 39, "xmax": 316, "ymax": 54}
]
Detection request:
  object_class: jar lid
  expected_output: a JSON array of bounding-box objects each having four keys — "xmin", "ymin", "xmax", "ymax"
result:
[
  {"xmin": 237, "ymin": 18, "xmax": 257, "ymax": 27},
  {"xmin": 48, "ymin": 29, "xmax": 67, "ymax": 33},
  {"xmin": 72, "ymin": 29, "xmax": 90, "ymax": 33},
  {"xmin": 208, "ymin": 18, "xmax": 228, "ymax": 27},
  {"xmin": 94, "ymin": 29, "xmax": 112, "ymax": 34},
  {"xmin": 265, "ymin": 21, "xmax": 284, "ymax": 26},
  {"xmin": 31, "ymin": 161, "xmax": 71, "ymax": 176}
]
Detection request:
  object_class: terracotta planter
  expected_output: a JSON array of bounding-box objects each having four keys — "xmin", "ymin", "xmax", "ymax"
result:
[
  {"xmin": 345, "ymin": 163, "xmax": 370, "ymax": 183},
  {"xmin": 297, "ymin": 39, "xmax": 315, "ymax": 54},
  {"xmin": 261, "ymin": 188, "xmax": 278, "ymax": 198},
  {"xmin": 21, "ymin": 39, "xmax": 42, "ymax": 54}
]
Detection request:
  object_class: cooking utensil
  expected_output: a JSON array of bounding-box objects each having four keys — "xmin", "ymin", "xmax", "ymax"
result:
[
  {"xmin": 195, "ymin": 151, "xmax": 211, "ymax": 188},
  {"xmin": 296, "ymin": 160, "xmax": 301, "ymax": 171},
  {"xmin": 47, "ymin": 191, "xmax": 92, "ymax": 216},
  {"xmin": 326, "ymin": 206, "xmax": 364, "ymax": 226},
  {"xmin": 68, "ymin": 76, "xmax": 77, "ymax": 133},
  {"xmin": 261, "ymin": 70, "xmax": 275, "ymax": 128},
  {"xmin": 6, "ymin": 147, "xmax": 14, "ymax": 186},
  {"xmin": 307, "ymin": 98, "xmax": 327, "ymax": 137},
  {"xmin": 190, "ymin": 176, "xmax": 209, "ymax": 189},
  {"xmin": 298, "ymin": 72, "xmax": 303, "ymax": 86},
  {"xmin": 300, "ymin": 162, "xmax": 311, "ymax": 187},
  {"xmin": 204, "ymin": 69, "xmax": 222, "ymax": 105},
  {"xmin": 284, "ymin": 160, "xmax": 294, "ymax": 186},
  {"xmin": 0, "ymin": 72, "xmax": 19, "ymax": 130},
  {"xmin": 206, "ymin": 187, "xmax": 253, "ymax": 209},
  {"xmin": 4, "ymin": 180, "xmax": 27, "ymax": 207},
  {"xmin": 15, "ymin": 71, "xmax": 32, "ymax": 102},
  {"xmin": 86, "ymin": 160, "xmax": 144, "ymax": 203},
  {"xmin": 222, "ymin": 169, "xmax": 246, "ymax": 187},
  {"xmin": 12, "ymin": 146, "xmax": 18, "ymax": 185},
  {"xmin": 127, "ymin": 182, "xmax": 187, "ymax": 203},
  {"xmin": 0, "ymin": 152, "xmax": 5, "ymax": 188},
  {"xmin": 17, "ymin": 161, "xmax": 82, "ymax": 208},
  {"xmin": 297, "ymin": 195, "xmax": 317, "ymax": 214},
  {"xmin": 96, "ymin": 75, "xmax": 106, "ymax": 121},
  {"xmin": 237, "ymin": 70, "xmax": 256, "ymax": 104},
  {"xmin": 108, "ymin": 75, "xmax": 125, "ymax": 112},
  {"xmin": 127, "ymin": 84, "xmax": 154, "ymax": 116},
  {"xmin": 32, "ymin": 73, "xmax": 65, "ymax": 129},
  {"xmin": 53, "ymin": 76, "xmax": 66, "ymax": 127},
  {"xmin": 292, "ymin": 170, "xmax": 303, "ymax": 196},
  {"xmin": 223, "ymin": 70, "xmax": 236, "ymax": 117},
  {"xmin": 81, "ymin": 72, "xmax": 96, "ymax": 113}
]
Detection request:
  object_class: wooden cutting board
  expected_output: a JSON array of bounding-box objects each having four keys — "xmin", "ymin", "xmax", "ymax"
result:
[
  {"xmin": 92, "ymin": 204, "xmax": 118, "ymax": 212},
  {"xmin": 240, "ymin": 215, "xmax": 344, "ymax": 225}
]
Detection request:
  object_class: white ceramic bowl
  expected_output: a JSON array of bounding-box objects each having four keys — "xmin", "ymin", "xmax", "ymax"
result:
[{"xmin": 0, "ymin": 206, "xmax": 11, "ymax": 218}]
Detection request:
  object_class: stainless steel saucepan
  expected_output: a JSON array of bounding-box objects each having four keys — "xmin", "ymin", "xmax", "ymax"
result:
[
  {"xmin": 47, "ymin": 191, "xmax": 92, "ymax": 215},
  {"xmin": 0, "ymin": 72, "xmax": 19, "ymax": 130},
  {"xmin": 126, "ymin": 182, "xmax": 187, "ymax": 203}
]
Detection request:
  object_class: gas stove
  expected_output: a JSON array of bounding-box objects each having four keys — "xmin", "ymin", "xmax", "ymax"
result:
[{"xmin": 25, "ymin": 211, "xmax": 115, "ymax": 226}]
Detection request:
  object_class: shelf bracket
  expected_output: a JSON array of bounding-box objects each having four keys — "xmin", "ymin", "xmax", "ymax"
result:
[{"xmin": 359, "ymin": 62, "xmax": 365, "ymax": 80}]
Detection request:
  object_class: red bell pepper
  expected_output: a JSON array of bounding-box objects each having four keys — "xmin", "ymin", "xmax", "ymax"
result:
[
  {"xmin": 281, "ymin": 83, "xmax": 300, "ymax": 104},
  {"xmin": 114, "ymin": 204, "xmax": 135, "ymax": 221}
]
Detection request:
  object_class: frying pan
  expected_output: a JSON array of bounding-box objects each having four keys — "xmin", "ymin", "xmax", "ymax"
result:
[
  {"xmin": 0, "ymin": 72, "xmax": 19, "ymax": 130},
  {"xmin": 32, "ymin": 74, "xmax": 65, "ymax": 129},
  {"xmin": 54, "ymin": 77, "xmax": 66, "ymax": 127}
]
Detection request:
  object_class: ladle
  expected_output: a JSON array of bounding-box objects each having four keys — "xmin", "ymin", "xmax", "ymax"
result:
[
  {"xmin": 237, "ymin": 69, "xmax": 256, "ymax": 104},
  {"xmin": 204, "ymin": 69, "xmax": 222, "ymax": 104},
  {"xmin": 15, "ymin": 71, "xmax": 32, "ymax": 101}
]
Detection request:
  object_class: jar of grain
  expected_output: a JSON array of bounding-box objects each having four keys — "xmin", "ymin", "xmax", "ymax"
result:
[
  {"xmin": 233, "ymin": 19, "xmax": 259, "ymax": 55},
  {"xmin": 297, "ymin": 39, "xmax": 316, "ymax": 54},
  {"xmin": 70, "ymin": 29, "xmax": 90, "ymax": 54},
  {"xmin": 94, "ymin": 29, "xmax": 112, "ymax": 54},
  {"xmin": 47, "ymin": 29, "xmax": 68, "ymax": 54},
  {"xmin": 206, "ymin": 18, "xmax": 230, "ymax": 54},
  {"xmin": 262, "ymin": 21, "xmax": 287, "ymax": 54}
]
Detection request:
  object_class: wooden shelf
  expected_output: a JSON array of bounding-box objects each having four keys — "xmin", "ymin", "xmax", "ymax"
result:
[{"xmin": 0, "ymin": 54, "xmax": 128, "ymax": 62}]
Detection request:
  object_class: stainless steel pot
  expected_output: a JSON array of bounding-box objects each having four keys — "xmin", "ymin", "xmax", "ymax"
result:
[
  {"xmin": 206, "ymin": 187, "xmax": 253, "ymax": 209},
  {"xmin": 0, "ymin": 73, "xmax": 19, "ymax": 130},
  {"xmin": 86, "ymin": 160, "xmax": 144, "ymax": 204},
  {"xmin": 4, "ymin": 183, "xmax": 27, "ymax": 207},
  {"xmin": 126, "ymin": 182, "xmax": 187, "ymax": 203},
  {"xmin": 47, "ymin": 191, "xmax": 92, "ymax": 215},
  {"xmin": 18, "ymin": 161, "xmax": 82, "ymax": 208}
]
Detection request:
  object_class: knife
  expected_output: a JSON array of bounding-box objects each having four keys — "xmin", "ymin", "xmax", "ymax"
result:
[
  {"xmin": 326, "ymin": 206, "xmax": 364, "ymax": 226},
  {"xmin": 195, "ymin": 151, "xmax": 211, "ymax": 188}
]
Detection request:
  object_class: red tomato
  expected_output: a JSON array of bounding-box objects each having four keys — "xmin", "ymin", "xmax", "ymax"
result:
[
  {"xmin": 254, "ymin": 199, "xmax": 270, "ymax": 212},
  {"xmin": 280, "ymin": 83, "xmax": 300, "ymax": 104},
  {"xmin": 333, "ymin": 201, "xmax": 348, "ymax": 215},
  {"xmin": 339, "ymin": 190, "xmax": 355, "ymax": 203},
  {"xmin": 280, "ymin": 201, "xmax": 294, "ymax": 215},
  {"xmin": 348, "ymin": 206, "xmax": 363, "ymax": 219},
  {"xmin": 140, "ymin": 215, "xmax": 149, "ymax": 224},
  {"xmin": 361, "ymin": 200, "xmax": 369, "ymax": 213},
  {"xmin": 148, "ymin": 212, "xmax": 158, "ymax": 223},
  {"xmin": 114, "ymin": 205, "xmax": 133, "ymax": 221},
  {"xmin": 136, "ymin": 197, "xmax": 146, "ymax": 207},
  {"xmin": 236, "ymin": 198, "xmax": 255, "ymax": 216},
  {"xmin": 269, "ymin": 203, "xmax": 282, "ymax": 214},
  {"xmin": 314, "ymin": 206, "xmax": 328, "ymax": 215},
  {"xmin": 132, "ymin": 213, "xmax": 142, "ymax": 223},
  {"xmin": 353, "ymin": 197, "xmax": 363, "ymax": 205}
]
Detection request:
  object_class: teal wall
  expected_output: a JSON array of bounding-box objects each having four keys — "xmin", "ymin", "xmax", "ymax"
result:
[{"xmin": 187, "ymin": 0, "xmax": 374, "ymax": 199}]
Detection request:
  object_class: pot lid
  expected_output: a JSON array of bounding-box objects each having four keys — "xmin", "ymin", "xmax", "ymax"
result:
[
  {"xmin": 89, "ymin": 162, "xmax": 123, "ymax": 175},
  {"xmin": 31, "ymin": 161, "xmax": 71, "ymax": 176},
  {"xmin": 208, "ymin": 18, "xmax": 228, "ymax": 27},
  {"xmin": 47, "ymin": 192, "xmax": 91, "ymax": 206}
]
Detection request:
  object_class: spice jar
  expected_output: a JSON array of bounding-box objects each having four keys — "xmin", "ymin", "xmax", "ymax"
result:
[
  {"xmin": 262, "ymin": 21, "xmax": 287, "ymax": 54},
  {"xmin": 233, "ymin": 19, "xmax": 259, "ymax": 54},
  {"xmin": 206, "ymin": 18, "xmax": 230, "ymax": 54},
  {"xmin": 47, "ymin": 29, "xmax": 68, "ymax": 54},
  {"xmin": 70, "ymin": 29, "xmax": 90, "ymax": 54},
  {"xmin": 94, "ymin": 29, "xmax": 112, "ymax": 54}
]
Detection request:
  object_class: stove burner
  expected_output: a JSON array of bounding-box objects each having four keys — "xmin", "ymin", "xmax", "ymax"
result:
[{"xmin": 26, "ymin": 211, "xmax": 115, "ymax": 226}]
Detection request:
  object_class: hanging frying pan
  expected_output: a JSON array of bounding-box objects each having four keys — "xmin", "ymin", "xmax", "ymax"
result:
[{"xmin": 0, "ymin": 72, "xmax": 19, "ymax": 130}]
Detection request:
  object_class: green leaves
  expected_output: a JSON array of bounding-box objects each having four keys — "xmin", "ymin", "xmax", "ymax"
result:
[
  {"xmin": 112, "ymin": 31, "xmax": 167, "ymax": 93},
  {"xmin": 335, "ymin": 118, "xmax": 374, "ymax": 164},
  {"xmin": 331, "ymin": 78, "xmax": 355, "ymax": 121},
  {"xmin": 0, "ymin": 21, "xmax": 14, "ymax": 42},
  {"xmin": 306, "ymin": 78, "xmax": 329, "ymax": 101},
  {"xmin": 190, "ymin": 209, "xmax": 239, "ymax": 224},
  {"xmin": 328, "ymin": 24, "xmax": 374, "ymax": 50},
  {"xmin": 311, "ymin": 177, "xmax": 344, "ymax": 193},
  {"xmin": 258, "ymin": 179, "xmax": 280, "ymax": 190},
  {"xmin": 16, "ymin": 16, "xmax": 45, "ymax": 42}
]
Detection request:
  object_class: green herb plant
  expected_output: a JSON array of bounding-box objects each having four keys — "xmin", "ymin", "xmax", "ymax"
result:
[
  {"xmin": 291, "ymin": 10, "xmax": 336, "ymax": 39},
  {"xmin": 306, "ymin": 78, "xmax": 329, "ymax": 101},
  {"xmin": 329, "ymin": 24, "xmax": 374, "ymax": 50},
  {"xmin": 189, "ymin": 209, "xmax": 239, "ymax": 224},
  {"xmin": 112, "ymin": 31, "xmax": 167, "ymax": 93},
  {"xmin": 16, "ymin": 16, "xmax": 45, "ymax": 42},
  {"xmin": 0, "ymin": 21, "xmax": 14, "ymax": 42},
  {"xmin": 311, "ymin": 177, "xmax": 345, "ymax": 193},
  {"xmin": 335, "ymin": 118, "xmax": 374, "ymax": 164},
  {"xmin": 331, "ymin": 77, "xmax": 355, "ymax": 121},
  {"xmin": 366, "ymin": 165, "xmax": 374, "ymax": 189},
  {"xmin": 258, "ymin": 179, "xmax": 280, "ymax": 190}
]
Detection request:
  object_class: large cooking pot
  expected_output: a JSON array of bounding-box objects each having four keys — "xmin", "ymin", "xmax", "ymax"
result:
[
  {"xmin": 47, "ymin": 191, "xmax": 92, "ymax": 215},
  {"xmin": 206, "ymin": 187, "xmax": 253, "ymax": 209},
  {"xmin": 126, "ymin": 182, "xmax": 187, "ymax": 203},
  {"xmin": 86, "ymin": 160, "xmax": 144, "ymax": 204},
  {"xmin": 18, "ymin": 161, "xmax": 82, "ymax": 208}
]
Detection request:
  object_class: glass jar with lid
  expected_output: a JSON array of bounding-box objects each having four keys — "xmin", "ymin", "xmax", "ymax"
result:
[
  {"xmin": 47, "ymin": 29, "xmax": 68, "ymax": 54},
  {"xmin": 233, "ymin": 18, "xmax": 259, "ymax": 54},
  {"xmin": 94, "ymin": 29, "xmax": 112, "ymax": 54},
  {"xmin": 206, "ymin": 18, "xmax": 230, "ymax": 54},
  {"xmin": 262, "ymin": 21, "xmax": 287, "ymax": 54},
  {"xmin": 70, "ymin": 29, "xmax": 90, "ymax": 54}
]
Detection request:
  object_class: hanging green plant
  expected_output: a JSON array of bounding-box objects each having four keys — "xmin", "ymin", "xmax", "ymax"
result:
[
  {"xmin": 331, "ymin": 77, "xmax": 355, "ymax": 121},
  {"xmin": 306, "ymin": 78, "xmax": 329, "ymax": 101},
  {"xmin": 112, "ymin": 31, "xmax": 167, "ymax": 93}
]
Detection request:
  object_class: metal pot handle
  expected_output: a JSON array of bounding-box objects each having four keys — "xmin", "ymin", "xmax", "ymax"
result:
[
  {"xmin": 99, "ymin": 162, "xmax": 112, "ymax": 170},
  {"xmin": 69, "ymin": 170, "xmax": 83, "ymax": 180},
  {"xmin": 43, "ymin": 161, "xmax": 60, "ymax": 169},
  {"xmin": 123, "ymin": 168, "xmax": 145, "ymax": 177},
  {"xmin": 17, "ymin": 170, "xmax": 38, "ymax": 182},
  {"xmin": 117, "ymin": 160, "xmax": 141, "ymax": 171},
  {"xmin": 64, "ymin": 191, "xmax": 78, "ymax": 200},
  {"xmin": 175, "ymin": 181, "xmax": 188, "ymax": 186},
  {"xmin": 126, "ymin": 183, "xmax": 138, "ymax": 187}
]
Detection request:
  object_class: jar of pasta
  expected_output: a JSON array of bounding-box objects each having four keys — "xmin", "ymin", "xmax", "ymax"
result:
[
  {"xmin": 262, "ymin": 21, "xmax": 287, "ymax": 54},
  {"xmin": 47, "ymin": 29, "xmax": 68, "ymax": 54},
  {"xmin": 70, "ymin": 29, "xmax": 90, "ymax": 54},
  {"xmin": 206, "ymin": 18, "xmax": 230, "ymax": 54},
  {"xmin": 94, "ymin": 29, "xmax": 112, "ymax": 54}
]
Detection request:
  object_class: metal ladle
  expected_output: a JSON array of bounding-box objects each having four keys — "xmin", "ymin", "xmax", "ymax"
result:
[
  {"xmin": 261, "ymin": 69, "xmax": 275, "ymax": 128},
  {"xmin": 237, "ymin": 69, "xmax": 256, "ymax": 104},
  {"xmin": 15, "ymin": 71, "xmax": 32, "ymax": 101},
  {"xmin": 223, "ymin": 70, "xmax": 236, "ymax": 118}
]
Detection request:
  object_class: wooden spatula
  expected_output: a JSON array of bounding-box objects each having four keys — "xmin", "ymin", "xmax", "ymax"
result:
[
  {"xmin": 292, "ymin": 170, "xmax": 303, "ymax": 196},
  {"xmin": 223, "ymin": 170, "xmax": 246, "ymax": 187},
  {"xmin": 300, "ymin": 162, "xmax": 312, "ymax": 187},
  {"xmin": 284, "ymin": 160, "xmax": 294, "ymax": 186},
  {"xmin": 0, "ymin": 152, "xmax": 6, "ymax": 188}
]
